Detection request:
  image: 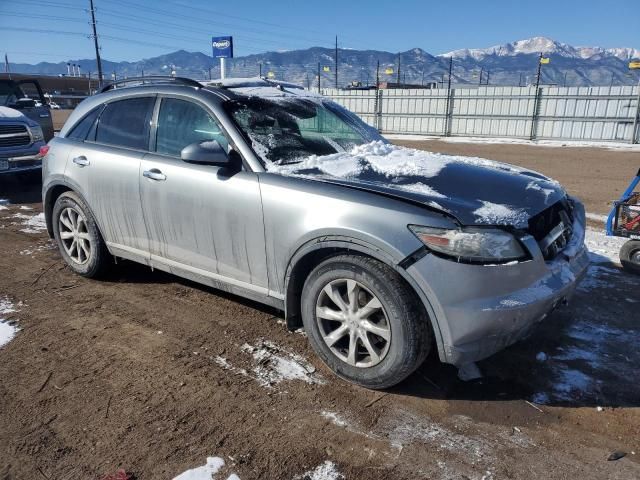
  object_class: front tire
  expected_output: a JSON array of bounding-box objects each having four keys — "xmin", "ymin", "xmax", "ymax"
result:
[
  {"xmin": 52, "ymin": 191, "xmax": 110, "ymax": 278},
  {"xmin": 620, "ymin": 240, "xmax": 640, "ymax": 275},
  {"xmin": 301, "ymin": 255, "xmax": 431, "ymax": 389}
]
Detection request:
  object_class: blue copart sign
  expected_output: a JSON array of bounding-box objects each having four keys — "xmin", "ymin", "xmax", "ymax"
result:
[{"xmin": 212, "ymin": 36, "xmax": 233, "ymax": 58}]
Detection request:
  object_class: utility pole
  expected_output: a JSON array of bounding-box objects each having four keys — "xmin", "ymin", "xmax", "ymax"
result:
[
  {"xmin": 88, "ymin": 0, "xmax": 103, "ymax": 86},
  {"xmin": 317, "ymin": 62, "xmax": 321, "ymax": 93},
  {"xmin": 421, "ymin": 69, "xmax": 425, "ymax": 86},
  {"xmin": 259, "ymin": 62, "xmax": 262, "ymax": 78},
  {"xmin": 376, "ymin": 60, "xmax": 380, "ymax": 89},
  {"xmin": 530, "ymin": 53, "xmax": 544, "ymax": 140},
  {"xmin": 485, "ymin": 70, "xmax": 490, "ymax": 85},
  {"xmin": 396, "ymin": 53, "xmax": 401, "ymax": 85},
  {"xmin": 334, "ymin": 35, "xmax": 338, "ymax": 89},
  {"xmin": 478, "ymin": 67, "xmax": 483, "ymax": 86}
]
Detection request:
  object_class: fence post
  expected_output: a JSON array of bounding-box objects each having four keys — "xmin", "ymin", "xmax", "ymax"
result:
[
  {"xmin": 375, "ymin": 89, "xmax": 383, "ymax": 132},
  {"xmin": 445, "ymin": 88, "xmax": 455, "ymax": 136},
  {"xmin": 632, "ymin": 81, "xmax": 640, "ymax": 144},
  {"xmin": 529, "ymin": 86, "xmax": 542, "ymax": 140}
]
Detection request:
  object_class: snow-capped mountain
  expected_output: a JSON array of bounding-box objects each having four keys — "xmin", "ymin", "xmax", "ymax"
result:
[
  {"xmin": 439, "ymin": 36, "xmax": 640, "ymax": 61},
  {"xmin": 7, "ymin": 37, "xmax": 640, "ymax": 87}
]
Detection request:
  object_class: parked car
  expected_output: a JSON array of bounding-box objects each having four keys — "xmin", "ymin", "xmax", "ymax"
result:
[
  {"xmin": 0, "ymin": 78, "xmax": 54, "ymax": 141},
  {"xmin": 42, "ymin": 77, "xmax": 588, "ymax": 389},
  {"xmin": 0, "ymin": 106, "xmax": 46, "ymax": 175}
]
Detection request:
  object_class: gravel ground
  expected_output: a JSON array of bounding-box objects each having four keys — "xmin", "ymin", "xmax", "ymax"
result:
[{"xmin": 0, "ymin": 142, "xmax": 638, "ymax": 479}]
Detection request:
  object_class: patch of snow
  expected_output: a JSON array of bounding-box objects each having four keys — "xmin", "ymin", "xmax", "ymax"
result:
[
  {"xmin": 0, "ymin": 205, "xmax": 8, "ymax": 211},
  {"xmin": 13, "ymin": 212, "xmax": 47, "ymax": 234},
  {"xmin": 584, "ymin": 228, "xmax": 627, "ymax": 264},
  {"xmin": 293, "ymin": 461, "xmax": 344, "ymax": 480},
  {"xmin": 526, "ymin": 181, "xmax": 555, "ymax": 204},
  {"xmin": 384, "ymin": 134, "xmax": 640, "ymax": 152},
  {"xmin": 268, "ymin": 140, "xmax": 528, "ymax": 182},
  {"xmin": 392, "ymin": 182, "xmax": 446, "ymax": 198},
  {"xmin": 384, "ymin": 410, "xmax": 489, "ymax": 459},
  {"xmin": 0, "ymin": 297, "xmax": 20, "ymax": 348},
  {"xmin": 20, "ymin": 241, "xmax": 55, "ymax": 256},
  {"xmin": 536, "ymin": 352, "xmax": 547, "ymax": 362},
  {"xmin": 241, "ymin": 340, "xmax": 323, "ymax": 387},
  {"xmin": 320, "ymin": 411, "xmax": 348, "ymax": 428},
  {"xmin": 18, "ymin": 205, "xmax": 33, "ymax": 210},
  {"xmin": 172, "ymin": 456, "xmax": 239, "ymax": 480},
  {"xmin": 473, "ymin": 201, "xmax": 529, "ymax": 227},
  {"xmin": 585, "ymin": 212, "xmax": 608, "ymax": 223},
  {"xmin": 0, "ymin": 106, "xmax": 27, "ymax": 119}
]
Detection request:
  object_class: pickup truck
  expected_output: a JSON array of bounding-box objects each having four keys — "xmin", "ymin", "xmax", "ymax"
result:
[
  {"xmin": 0, "ymin": 106, "xmax": 46, "ymax": 175},
  {"xmin": 0, "ymin": 78, "xmax": 53, "ymax": 175}
]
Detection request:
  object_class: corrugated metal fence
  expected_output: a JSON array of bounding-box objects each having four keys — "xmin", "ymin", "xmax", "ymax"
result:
[{"xmin": 323, "ymin": 85, "xmax": 640, "ymax": 143}]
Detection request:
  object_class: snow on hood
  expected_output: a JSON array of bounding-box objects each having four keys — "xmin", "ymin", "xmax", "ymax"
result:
[
  {"xmin": 267, "ymin": 141, "xmax": 564, "ymax": 227},
  {"xmin": 0, "ymin": 106, "xmax": 28, "ymax": 120}
]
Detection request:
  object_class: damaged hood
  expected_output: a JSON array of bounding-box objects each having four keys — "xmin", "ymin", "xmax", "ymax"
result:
[{"xmin": 268, "ymin": 141, "xmax": 565, "ymax": 227}]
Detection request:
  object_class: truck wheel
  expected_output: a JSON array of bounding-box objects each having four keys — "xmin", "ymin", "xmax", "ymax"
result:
[
  {"xmin": 620, "ymin": 240, "xmax": 640, "ymax": 275},
  {"xmin": 301, "ymin": 254, "xmax": 431, "ymax": 389},
  {"xmin": 52, "ymin": 191, "xmax": 110, "ymax": 278}
]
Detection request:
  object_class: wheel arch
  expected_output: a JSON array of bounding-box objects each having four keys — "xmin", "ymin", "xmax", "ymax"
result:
[
  {"xmin": 43, "ymin": 181, "xmax": 105, "ymax": 243},
  {"xmin": 283, "ymin": 236, "xmax": 447, "ymax": 361}
]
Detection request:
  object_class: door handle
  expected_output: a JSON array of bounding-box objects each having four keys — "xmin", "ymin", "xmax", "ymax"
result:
[
  {"xmin": 72, "ymin": 156, "xmax": 90, "ymax": 167},
  {"xmin": 143, "ymin": 169, "xmax": 167, "ymax": 181}
]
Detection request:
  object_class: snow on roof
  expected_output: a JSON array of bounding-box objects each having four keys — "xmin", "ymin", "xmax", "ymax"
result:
[{"xmin": 202, "ymin": 76, "xmax": 320, "ymax": 99}]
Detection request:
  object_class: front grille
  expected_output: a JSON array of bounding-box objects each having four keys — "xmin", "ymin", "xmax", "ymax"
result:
[
  {"xmin": 0, "ymin": 123, "xmax": 30, "ymax": 148},
  {"xmin": 528, "ymin": 198, "xmax": 574, "ymax": 260},
  {"xmin": 0, "ymin": 124, "xmax": 28, "ymax": 135}
]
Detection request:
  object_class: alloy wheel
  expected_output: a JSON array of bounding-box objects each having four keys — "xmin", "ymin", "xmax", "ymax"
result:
[
  {"xmin": 58, "ymin": 206, "xmax": 92, "ymax": 265},
  {"xmin": 315, "ymin": 279, "xmax": 391, "ymax": 368}
]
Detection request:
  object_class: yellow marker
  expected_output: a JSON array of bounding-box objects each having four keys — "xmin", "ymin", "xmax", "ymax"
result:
[
  {"xmin": 267, "ymin": 71, "xmax": 275, "ymax": 78},
  {"xmin": 323, "ymin": 66, "xmax": 331, "ymax": 72},
  {"xmin": 540, "ymin": 57, "xmax": 550, "ymax": 64},
  {"xmin": 384, "ymin": 68, "xmax": 394, "ymax": 75},
  {"xmin": 629, "ymin": 61, "xmax": 640, "ymax": 69}
]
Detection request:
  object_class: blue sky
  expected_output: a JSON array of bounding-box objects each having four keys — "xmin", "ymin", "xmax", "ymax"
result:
[{"xmin": 0, "ymin": 0, "xmax": 638, "ymax": 64}]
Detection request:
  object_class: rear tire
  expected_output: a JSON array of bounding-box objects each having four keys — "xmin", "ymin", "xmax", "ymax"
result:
[
  {"xmin": 301, "ymin": 254, "xmax": 431, "ymax": 389},
  {"xmin": 52, "ymin": 191, "xmax": 110, "ymax": 278},
  {"xmin": 620, "ymin": 240, "xmax": 640, "ymax": 275}
]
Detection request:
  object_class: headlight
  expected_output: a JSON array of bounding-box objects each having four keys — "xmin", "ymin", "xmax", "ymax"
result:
[
  {"xmin": 30, "ymin": 125, "xmax": 44, "ymax": 142},
  {"xmin": 408, "ymin": 225, "xmax": 527, "ymax": 263}
]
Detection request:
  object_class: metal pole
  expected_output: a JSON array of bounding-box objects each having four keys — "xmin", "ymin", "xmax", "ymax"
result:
[
  {"xmin": 444, "ymin": 56, "xmax": 453, "ymax": 136},
  {"xmin": 334, "ymin": 35, "xmax": 338, "ymax": 89},
  {"xmin": 88, "ymin": 0, "xmax": 103, "ymax": 86},
  {"xmin": 479, "ymin": 68, "xmax": 483, "ymax": 86},
  {"xmin": 631, "ymin": 76, "xmax": 640, "ymax": 144},
  {"xmin": 421, "ymin": 69, "xmax": 425, "ymax": 86},
  {"xmin": 530, "ymin": 53, "xmax": 543, "ymax": 140},
  {"xmin": 396, "ymin": 54, "xmax": 401, "ymax": 85},
  {"xmin": 317, "ymin": 62, "xmax": 321, "ymax": 94},
  {"xmin": 259, "ymin": 62, "xmax": 262, "ymax": 78},
  {"xmin": 376, "ymin": 60, "xmax": 380, "ymax": 89},
  {"xmin": 485, "ymin": 70, "xmax": 490, "ymax": 85},
  {"xmin": 220, "ymin": 57, "xmax": 226, "ymax": 79}
]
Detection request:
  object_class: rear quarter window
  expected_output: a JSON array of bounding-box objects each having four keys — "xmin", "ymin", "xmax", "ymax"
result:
[
  {"xmin": 67, "ymin": 106, "xmax": 103, "ymax": 141},
  {"xmin": 95, "ymin": 97, "xmax": 155, "ymax": 150}
]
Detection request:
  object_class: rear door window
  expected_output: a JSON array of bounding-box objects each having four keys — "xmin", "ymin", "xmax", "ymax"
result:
[
  {"xmin": 95, "ymin": 97, "xmax": 155, "ymax": 150},
  {"xmin": 155, "ymin": 98, "xmax": 229, "ymax": 157}
]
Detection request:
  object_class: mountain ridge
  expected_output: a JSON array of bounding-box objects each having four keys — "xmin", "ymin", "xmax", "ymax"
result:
[{"xmin": 7, "ymin": 37, "xmax": 640, "ymax": 87}]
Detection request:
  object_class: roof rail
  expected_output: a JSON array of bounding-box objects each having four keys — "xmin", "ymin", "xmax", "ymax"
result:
[{"xmin": 99, "ymin": 76, "xmax": 201, "ymax": 93}]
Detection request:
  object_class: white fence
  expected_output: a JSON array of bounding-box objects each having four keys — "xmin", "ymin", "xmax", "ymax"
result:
[{"xmin": 323, "ymin": 85, "xmax": 640, "ymax": 143}]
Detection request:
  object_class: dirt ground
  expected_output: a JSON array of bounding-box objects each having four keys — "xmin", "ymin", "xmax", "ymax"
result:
[{"xmin": 1, "ymin": 142, "xmax": 639, "ymax": 480}]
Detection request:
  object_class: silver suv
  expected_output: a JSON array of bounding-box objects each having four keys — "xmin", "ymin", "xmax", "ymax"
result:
[{"xmin": 43, "ymin": 77, "xmax": 589, "ymax": 388}]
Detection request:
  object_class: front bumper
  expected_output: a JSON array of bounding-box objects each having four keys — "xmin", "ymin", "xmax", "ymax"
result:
[
  {"xmin": 0, "ymin": 153, "xmax": 43, "ymax": 174},
  {"xmin": 406, "ymin": 210, "xmax": 589, "ymax": 366}
]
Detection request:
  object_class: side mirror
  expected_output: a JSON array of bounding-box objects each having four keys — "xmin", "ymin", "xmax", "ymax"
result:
[{"xmin": 180, "ymin": 140, "xmax": 229, "ymax": 166}]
